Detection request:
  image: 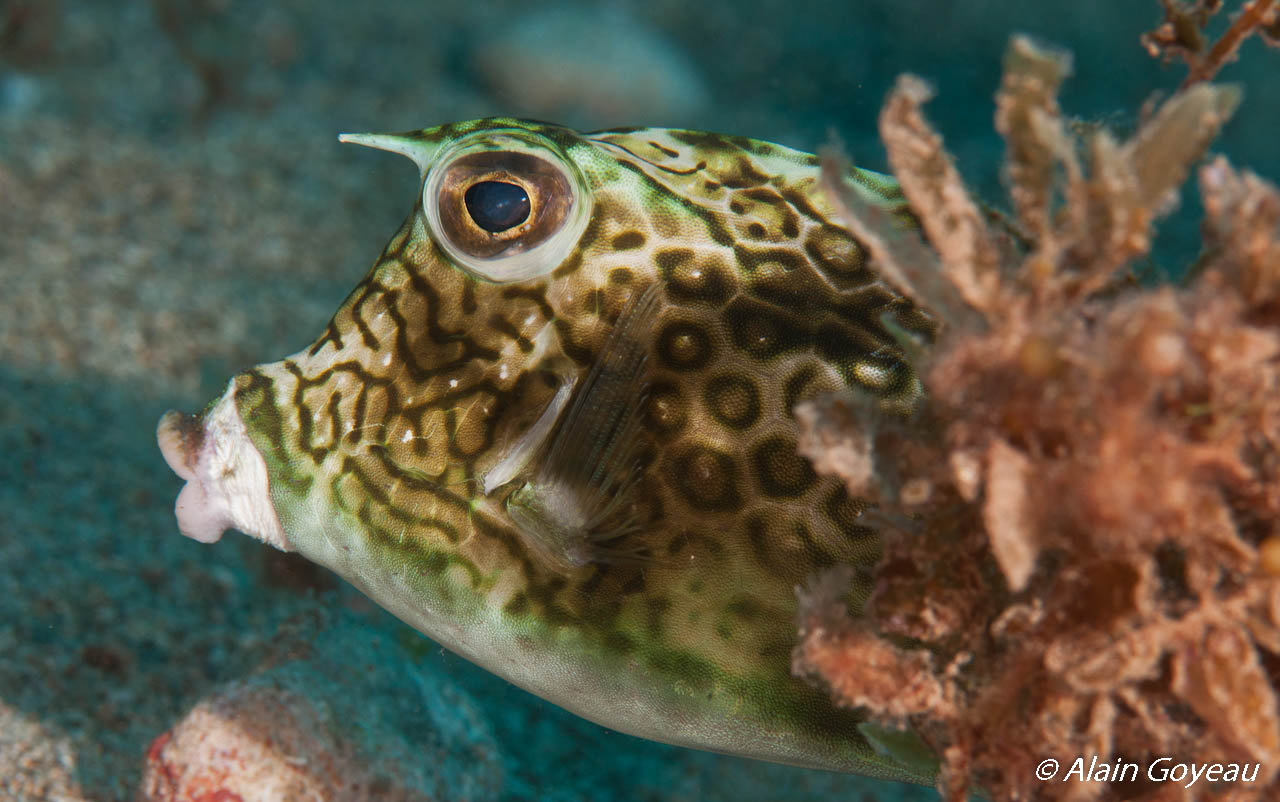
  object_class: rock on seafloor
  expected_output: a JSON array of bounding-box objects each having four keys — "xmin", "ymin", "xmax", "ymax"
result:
[
  {"xmin": 471, "ymin": 6, "xmax": 710, "ymax": 128},
  {"xmin": 140, "ymin": 620, "xmax": 503, "ymax": 802},
  {"xmin": 0, "ymin": 701, "xmax": 89, "ymax": 802}
]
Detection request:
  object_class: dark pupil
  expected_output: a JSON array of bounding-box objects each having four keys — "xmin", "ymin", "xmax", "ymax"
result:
[{"xmin": 464, "ymin": 181, "xmax": 531, "ymax": 233}]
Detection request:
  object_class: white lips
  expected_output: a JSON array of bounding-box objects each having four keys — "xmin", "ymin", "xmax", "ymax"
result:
[{"xmin": 157, "ymin": 382, "xmax": 290, "ymax": 551}]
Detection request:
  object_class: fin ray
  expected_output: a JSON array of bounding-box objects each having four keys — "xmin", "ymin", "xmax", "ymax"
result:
[{"xmin": 506, "ymin": 285, "xmax": 661, "ymax": 570}]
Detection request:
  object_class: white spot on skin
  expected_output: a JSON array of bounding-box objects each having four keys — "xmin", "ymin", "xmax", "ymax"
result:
[
  {"xmin": 382, "ymin": 352, "xmax": 393, "ymax": 367},
  {"xmin": 853, "ymin": 362, "xmax": 890, "ymax": 387},
  {"xmin": 401, "ymin": 429, "xmax": 414, "ymax": 443},
  {"xmin": 690, "ymin": 269, "xmax": 702, "ymax": 279},
  {"xmin": 524, "ymin": 313, "xmax": 538, "ymax": 327},
  {"xmin": 449, "ymin": 378, "xmax": 459, "ymax": 388},
  {"xmin": 499, "ymin": 364, "xmax": 509, "ymax": 380}
]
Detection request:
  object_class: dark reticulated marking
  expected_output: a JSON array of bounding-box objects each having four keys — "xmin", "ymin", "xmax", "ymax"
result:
[
  {"xmin": 742, "ymin": 512, "xmax": 785, "ymax": 574},
  {"xmin": 703, "ymin": 373, "xmax": 761, "ymax": 430},
  {"xmin": 550, "ymin": 187, "xmax": 617, "ymax": 282},
  {"xmin": 804, "ymin": 224, "xmax": 871, "ymax": 288},
  {"xmin": 669, "ymin": 444, "xmax": 742, "ymax": 511},
  {"xmin": 308, "ymin": 222, "xmax": 421, "ymax": 358},
  {"xmin": 350, "ymin": 281, "xmax": 388, "ymax": 349},
  {"xmin": 499, "ymin": 285, "xmax": 556, "ymax": 323},
  {"xmin": 487, "ymin": 313, "xmax": 535, "ymax": 352},
  {"xmin": 656, "ymin": 248, "xmax": 732, "ymax": 307},
  {"xmin": 751, "ymin": 435, "xmax": 818, "ymax": 498},
  {"xmin": 654, "ymin": 247, "xmax": 693, "ymax": 272},
  {"xmin": 711, "ymin": 154, "xmax": 772, "ymax": 189},
  {"xmin": 461, "ymin": 280, "xmax": 477, "ymax": 315},
  {"xmin": 810, "ymin": 323, "xmax": 871, "ymax": 388},
  {"xmin": 647, "ymin": 140, "xmax": 680, "ymax": 158},
  {"xmin": 747, "ymin": 272, "xmax": 832, "ymax": 314},
  {"xmin": 607, "ymin": 159, "xmax": 736, "ymax": 247},
  {"xmin": 287, "ymin": 360, "xmax": 397, "ymax": 464},
  {"xmin": 743, "ymin": 512, "xmax": 837, "ymax": 576},
  {"xmin": 550, "ymin": 317, "xmax": 595, "ymax": 366},
  {"xmin": 723, "ymin": 297, "xmax": 808, "ymax": 361},
  {"xmin": 445, "ymin": 393, "xmax": 501, "ymax": 460},
  {"xmin": 782, "ymin": 365, "xmax": 819, "ymax": 416},
  {"xmin": 234, "ymin": 369, "xmax": 312, "ymax": 496},
  {"xmin": 351, "ymin": 448, "xmax": 470, "ymax": 515},
  {"xmin": 824, "ymin": 485, "xmax": 870, "ymax": 533},
  {"xmin": 400, "ymin": 271, "xmax": 502, "ymax": 372},
  {"xmin": 731, "ymin": 242, "xmax": 809, "ymax": 275},
  {"xmin": 736, "ymin": 187, "xmax": 802, "ymax": 239},
  {"xmin": 611, "ymin": 231, "xmax": 646, "ymax": 250},
  {"xmin": 601, "ymin": 138, "xmax": 706, "ymax": 177},
  {"xmin": 656, "ymin": 320, "xmax": 714, "ymax": 370}
]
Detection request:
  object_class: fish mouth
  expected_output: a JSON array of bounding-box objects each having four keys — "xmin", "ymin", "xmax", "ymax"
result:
[{"xmin": 156, "ymin": 383, "xmax": 290, "ymax": 551}]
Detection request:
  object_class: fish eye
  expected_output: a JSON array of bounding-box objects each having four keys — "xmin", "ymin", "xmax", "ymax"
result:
[
  {"xmin": 464, "ymin": 181, "xmax": 531, "ymax": 233},
  {"xmin": 422, "ymin": 130, "xmax": 591, "ymax": 283}
]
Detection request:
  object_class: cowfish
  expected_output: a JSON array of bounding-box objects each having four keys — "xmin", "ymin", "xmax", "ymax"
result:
[{"xmin": 156, "ymin": 118, "xmax": 934, "ymax": 781}]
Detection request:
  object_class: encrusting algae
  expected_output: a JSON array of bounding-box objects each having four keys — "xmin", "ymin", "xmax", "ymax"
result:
[{"xmin": 791, "ymin": 6, "xmax": 1280, "ymax": 800}]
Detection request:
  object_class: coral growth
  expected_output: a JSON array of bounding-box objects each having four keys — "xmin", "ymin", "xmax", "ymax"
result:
[
  {"xmin": 1142, "ymin": 0, "xmax": 1279, "ymax": 87},
  {"xmin": 792, "ymin": 24, "xmax": 1280, "ymax": 802}
]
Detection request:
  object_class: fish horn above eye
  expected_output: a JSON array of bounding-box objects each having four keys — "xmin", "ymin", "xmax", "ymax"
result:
[{"xmin": 338, "ymin": 131, "xmax": 440, "ymax": 176}]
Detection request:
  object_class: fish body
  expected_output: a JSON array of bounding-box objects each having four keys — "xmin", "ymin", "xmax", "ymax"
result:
[{"xmin": 157, "ymin": 118, "xmax": 932, "ymax": 781}]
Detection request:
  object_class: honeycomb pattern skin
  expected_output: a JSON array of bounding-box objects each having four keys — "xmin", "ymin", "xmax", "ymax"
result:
[{"xmin": 226, "ymin": 118, "xmax": 932, "ymax": 778}]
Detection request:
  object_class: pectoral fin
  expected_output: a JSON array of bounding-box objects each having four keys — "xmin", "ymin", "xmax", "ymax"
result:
[{"xmin": 506, "ymin": 285, "xmax": 660, "ymax": 571}]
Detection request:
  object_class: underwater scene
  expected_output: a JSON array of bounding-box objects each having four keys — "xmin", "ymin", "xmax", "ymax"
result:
[{"xmin": 2, "ymin": 1, "xmax": 1279, "ymax": 800}]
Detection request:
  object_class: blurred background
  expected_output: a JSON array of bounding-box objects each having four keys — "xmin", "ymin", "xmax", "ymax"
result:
[{"xmin": 0, "ymin": 1, "xmax": 1274, "ymax": 799}]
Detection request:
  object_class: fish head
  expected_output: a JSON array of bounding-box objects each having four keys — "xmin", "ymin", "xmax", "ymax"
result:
[
  {"xmin": 156, "ymin": 116, "xmax": 917, "ymax": 552},
  {"xmin": 156, "ymin": 117, "xmax": 935, "ymax": 779}
]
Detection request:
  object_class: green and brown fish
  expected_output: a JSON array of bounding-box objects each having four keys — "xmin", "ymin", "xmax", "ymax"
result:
[{"xmin": 156, "ymin": 118, "xmax": 934, "ymax": 782}]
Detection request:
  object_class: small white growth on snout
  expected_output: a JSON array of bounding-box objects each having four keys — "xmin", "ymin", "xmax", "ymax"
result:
[{"xmin": 157, "ymin": 382, "xmax": 289, "ymax": 551}]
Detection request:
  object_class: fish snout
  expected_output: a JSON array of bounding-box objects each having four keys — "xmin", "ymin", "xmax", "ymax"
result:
[{"xmin": 156, "ymin": 383, "xmax": 290, "ymax": 551}]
